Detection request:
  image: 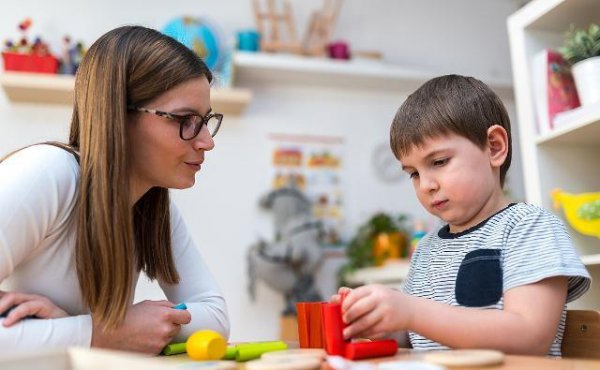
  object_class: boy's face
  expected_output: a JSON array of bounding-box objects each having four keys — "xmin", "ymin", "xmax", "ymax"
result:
[{"xmin": 400, "ymin": 132, "xmax": 507, "ymax": 233}]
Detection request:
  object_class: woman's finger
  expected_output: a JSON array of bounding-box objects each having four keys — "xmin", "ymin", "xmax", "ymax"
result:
[
  {"xmin": 0, "ymin": 292, "xmax": 33, "ymax": 316},
  {"xmin": 2, "ymin": 301, "xmax": 40, "ymax": 327}
]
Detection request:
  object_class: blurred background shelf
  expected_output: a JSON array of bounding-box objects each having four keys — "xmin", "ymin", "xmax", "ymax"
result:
[
  {"xmin": 344, "ymin": 259, "xmax": 410, "ymax": 289},
  {"xmin": 1, "ymin": 51, "xmax": 514, "ymax": 113},
  {"xmin": 0, "ymin": 71, "xmax": 252, "ymax": 115},
  {"xmin": 581, "ymin": 254, "xmax": 600, "ymax": 266},
  {"xmin": 233, "ymin": 51, "xmax": 513, "ymax": 96}
]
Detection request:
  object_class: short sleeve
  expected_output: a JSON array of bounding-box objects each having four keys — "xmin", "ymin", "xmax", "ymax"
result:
[
  {"xmin": 402, "ymin": 233, "xmax": 432, "ymax": 296},
  {"xmin": 0, "ymin": 145, "xmax": 79, "ymax": 280},
  {"xmin": 503, "ymin": 207, "xmax": 591, "ymax": 302}
]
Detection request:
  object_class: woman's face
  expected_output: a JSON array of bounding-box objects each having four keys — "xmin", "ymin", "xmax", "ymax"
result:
[{"xmin": 128, "ymin": 76, "xmax": 214, "ymax": 199}]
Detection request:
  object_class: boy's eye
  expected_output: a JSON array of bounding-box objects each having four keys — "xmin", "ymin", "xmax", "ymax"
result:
[
  {"xmin": 409, "ymin": 172, "xmax": 419, "ymax": 179},
  {"xmin": 433, "ymin": 158, "xmax": 449, "ymax": 167}
]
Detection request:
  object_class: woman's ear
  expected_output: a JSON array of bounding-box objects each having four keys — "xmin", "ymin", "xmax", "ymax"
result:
[{"xmin": 487, "ymin": 125, "xmax": 509, "ymax": 168}]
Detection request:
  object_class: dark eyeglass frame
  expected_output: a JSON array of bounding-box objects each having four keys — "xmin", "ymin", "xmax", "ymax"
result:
[{"xmin": 128, "ymin": 105, "xmax": 223, "ymax": 140}]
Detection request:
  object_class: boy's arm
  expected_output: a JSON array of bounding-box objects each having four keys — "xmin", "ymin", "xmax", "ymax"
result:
[
  {"xmin": 408, "ymin": 276, "xmax": 567, "ymax": 355},
  {"xmin": 387, "ymin": 330, "xmax": 411, "ymax": 348}
]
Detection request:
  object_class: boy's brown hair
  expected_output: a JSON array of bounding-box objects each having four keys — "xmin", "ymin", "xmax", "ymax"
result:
[{"xmin": 390, "ymin": 74, "xmax": 512, "ymax": 186}]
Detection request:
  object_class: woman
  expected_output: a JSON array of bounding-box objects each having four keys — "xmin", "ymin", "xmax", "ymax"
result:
[{"xmin": 0, "ymin": 26, "xmax": 229, "ymax": 354}]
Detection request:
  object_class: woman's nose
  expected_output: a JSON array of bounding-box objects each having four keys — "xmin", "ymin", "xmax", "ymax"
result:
[{"xmin": 192, "ymin": 125, "xmax": 215, "ymax": 151}]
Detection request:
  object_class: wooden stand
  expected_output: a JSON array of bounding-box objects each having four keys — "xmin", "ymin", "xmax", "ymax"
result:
[
  {"xmin": 253, "ymin": 0, "xmax": 302, "ymax": 53},
  {"xmin": 252, "ymin": 0, "xmax": 343, "ymax": 56},
  {"xmin": 302, "ymin": 0, "xmax": 343, "ymax": 56}
]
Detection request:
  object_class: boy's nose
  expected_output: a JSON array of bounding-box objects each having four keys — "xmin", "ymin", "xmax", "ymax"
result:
[{"xmin": 420, "ymin": 175, "xmax": 439, "ymax": 193}]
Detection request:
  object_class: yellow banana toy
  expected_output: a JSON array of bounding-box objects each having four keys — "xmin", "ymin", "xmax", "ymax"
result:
[{"xmin": 552, "ymin": 188, "xmax": 600, "ymax": 239}]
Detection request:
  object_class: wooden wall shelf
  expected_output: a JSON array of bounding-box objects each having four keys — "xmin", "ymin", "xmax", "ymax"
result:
[
  {"xmin": 0, "ymin": 72, "xmax": 252, "ymax": 115},
  {"xmin": 1, "ymin": 52, "xmax": 514, "ymax": 112},
  {"xmin": 234, "ymin": 52, "xmax": 514, "ymax": 97}
]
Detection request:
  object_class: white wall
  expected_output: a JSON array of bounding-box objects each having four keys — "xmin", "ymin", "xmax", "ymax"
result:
[{"xmin": 0, "ymin": 0, "xmax": 523, "ymax": 341}]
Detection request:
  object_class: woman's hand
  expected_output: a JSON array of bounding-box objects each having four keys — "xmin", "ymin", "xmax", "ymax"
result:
[
  {"xmin": 341, "ymin": 284, "xmax": 413, "ymax": 340},
  {"xmin": 91, "ymin": 300, "xmax": 191, "ymax": 354},
  {"xmin": 0, "ymin": 291, "xmax": 69, "ymax": 327}
]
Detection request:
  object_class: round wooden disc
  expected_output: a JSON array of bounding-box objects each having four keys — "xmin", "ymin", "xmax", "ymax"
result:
[
  {"xmin": 378, "ymin": 360, "xmax": 448, "ymax": 370},
  {"xmin": 174, "ymin": 361, "xmax": 236, "ymax": 370},
  {"xmin": 260, "ymin": 349, "xmax": 326, "ymax": 361},
  {"xmin": 423, "ymin": 350, "xmax": 504, "ymax": 367},
  {"xmin": 246, "ymin": 356, "xmax": 321, "ymax": 370}
]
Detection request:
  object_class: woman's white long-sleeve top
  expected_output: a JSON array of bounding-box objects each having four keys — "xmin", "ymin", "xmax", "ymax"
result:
[{"xmin": 0, "ymin": 145, "xmax": 229, "ymax": 353}]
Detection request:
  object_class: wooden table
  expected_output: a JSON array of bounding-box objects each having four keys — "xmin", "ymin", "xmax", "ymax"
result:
[
  {"xmin": 4, "ymin": 347, "xmax": 600, "ymax": 370},
  {"xmin": 160, "ymin": 349, "xmax": 600, "ymax": 369},
  {"xmin": 356, "ymin": 349, "xmax": 600, "ymax": 369}
]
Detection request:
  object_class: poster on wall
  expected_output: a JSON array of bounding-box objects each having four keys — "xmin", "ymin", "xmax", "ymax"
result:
[{"xmin": 269, "ymin": 133, "xmax": 345, "ymax": 246}]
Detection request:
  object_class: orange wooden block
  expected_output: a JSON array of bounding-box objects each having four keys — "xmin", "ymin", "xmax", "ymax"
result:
[{"xmin": 296, "ymin": 302, "xmax": 310, "ymax": 348}]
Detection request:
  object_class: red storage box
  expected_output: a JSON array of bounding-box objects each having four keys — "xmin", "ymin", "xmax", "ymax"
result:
[{"xmin": 2, "ymin": 52, "xmax": 59, "ymax": 74}]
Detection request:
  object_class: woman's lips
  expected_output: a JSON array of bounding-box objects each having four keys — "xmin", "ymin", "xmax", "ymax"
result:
[{"xmin": 185, "ymin": 162, "xmax": 201, "ymax": 171}]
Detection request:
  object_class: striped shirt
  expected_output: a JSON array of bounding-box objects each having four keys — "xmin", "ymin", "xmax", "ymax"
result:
[{"xmin": 402, "ymin": 203, "xmax": 591, "ymax": 357}]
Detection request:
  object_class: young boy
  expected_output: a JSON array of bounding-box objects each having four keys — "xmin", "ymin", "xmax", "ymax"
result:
[{"xmin": 336, "ymin": 75, "xmax": 590, "ymax": 357}]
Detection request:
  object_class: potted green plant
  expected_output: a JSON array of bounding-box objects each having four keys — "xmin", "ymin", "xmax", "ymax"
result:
[
  {"xmin": 337, "ymin": 213, "xmax": 409, "ymax": 287},
  {"xmin": 560, "ymin": 23, "xmax": 600, "ymax": 106}
]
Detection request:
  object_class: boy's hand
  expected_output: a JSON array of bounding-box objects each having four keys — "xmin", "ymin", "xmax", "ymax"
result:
[
  {"xmin": 0, "ymin": 291, "xmax": 69, "ymax": 326},
  {"xmin": 330, "ymin": 286, "xmax": 352, "ymax": 304},
  {"xmin": 341, "ymin": 284, "xmax": 413, "ymax": 340}
]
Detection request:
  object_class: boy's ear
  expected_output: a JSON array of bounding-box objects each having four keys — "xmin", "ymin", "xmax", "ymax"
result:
[{"xmin": 487, "ymin": 125, "xmax": 508, "ymax": 168}]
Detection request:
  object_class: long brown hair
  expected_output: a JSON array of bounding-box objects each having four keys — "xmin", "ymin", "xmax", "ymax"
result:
[{"xmin": 67, "ymin": 26, "xmax": 212, "ymax": 328}]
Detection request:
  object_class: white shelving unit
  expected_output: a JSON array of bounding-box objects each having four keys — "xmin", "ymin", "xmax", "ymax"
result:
[
  {"xmin": 234, "ymin": 51, "xmax": 514, "ymax": 96},
  {"xmin": 508, "ymin": 0, "xmax": 600, "ymax": 307}
]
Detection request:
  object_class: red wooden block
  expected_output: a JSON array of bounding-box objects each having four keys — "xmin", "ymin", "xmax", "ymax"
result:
[
  {"xmin": 321, "ymin": 303, "xmax": 347, "ymax": 356},
  {"xmin": 296, "ymin": 302, "xmax": 310, "ymax": 348},
  {"xmin": 345, "ymin": 339, "xmax": 398, "ymax": 360}
]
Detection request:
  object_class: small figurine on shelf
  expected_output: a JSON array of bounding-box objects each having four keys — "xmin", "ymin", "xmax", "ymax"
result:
[
  {"xmin": 31, "ymin": 37, "xmax": 51, "ymax": 56},
  {"xmin": 59, "ymin": 36, "xmax": 86, "ymax": 75}
]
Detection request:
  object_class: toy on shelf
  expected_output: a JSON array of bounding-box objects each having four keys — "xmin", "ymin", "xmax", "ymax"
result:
[
  {"xmin": 252, "ymin": 0, "xmax": 302, "ymax": 53},
  {"xmin": 552, "ymin": 188, "xmax": 600, "ymax": 238},
  {"xmin": 303, "ymin": 0, "xmax": 343, "ymax": 57},
  {"xmin": 252, "ymin": 0, "xmax": 344, "ymax": 57},
  {"xmin": 162, "ymin": 16, "xmax": 235, "ymax": 88},
  {"xmin": 2, "ymin": 18, "xmax": 59, "ymax": 74},
  {"xmin": 59, "ymin": 36, "xmax": 85, "ymax": 75}
]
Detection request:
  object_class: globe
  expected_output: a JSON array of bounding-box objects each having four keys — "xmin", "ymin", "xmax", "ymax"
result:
[{"xmin": 162, "ymin": 16, "xmax": 223, "ymax": 71}]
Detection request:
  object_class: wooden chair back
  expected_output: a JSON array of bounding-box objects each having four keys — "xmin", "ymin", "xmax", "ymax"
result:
[{"xmin": 562, "ymin": 310, "xmax": 600, "ymax": 358}]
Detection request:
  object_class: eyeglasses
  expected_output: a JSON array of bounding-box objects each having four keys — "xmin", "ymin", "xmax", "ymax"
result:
[{"xmin": 128, "ymin": 106, "xmax": 223, "ymax": 140}]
